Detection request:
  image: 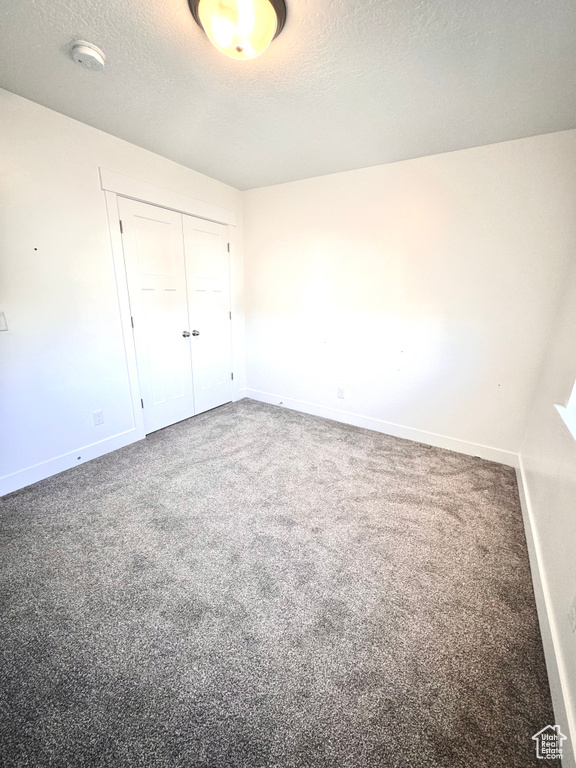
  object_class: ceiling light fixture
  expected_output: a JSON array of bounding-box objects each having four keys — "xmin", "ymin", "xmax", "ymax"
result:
[{"xmin": 188, "ymin": 0, "xmax": 286, "ymax": 60}]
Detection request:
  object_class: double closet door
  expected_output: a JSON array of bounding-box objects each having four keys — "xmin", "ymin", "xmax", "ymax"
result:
[{"xmin": 118, "ymin": 197, "xmax": 232, "ymax": 434}]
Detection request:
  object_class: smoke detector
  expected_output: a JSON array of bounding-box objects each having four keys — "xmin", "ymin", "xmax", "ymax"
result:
[{"xmin": 71, "ymin": 41, "xmax": 105, "ymax": 71}]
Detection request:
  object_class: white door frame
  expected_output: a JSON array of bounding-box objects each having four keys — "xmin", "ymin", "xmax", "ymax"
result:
[{"xmin": 101, "ymin": 168, "xmax": 238, "ymax": 442}]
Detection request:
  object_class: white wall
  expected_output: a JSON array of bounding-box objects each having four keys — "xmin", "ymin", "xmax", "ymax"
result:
[
  {"xmin": 243, "ymin": 131, "xmax": 576, "ymax": 461},
  {"xmin": 0, "ymin": 89, "xmax": 243, "ymax": 495},
  {"xmin": 518, "ymin": 259, "xmax": 576, "ymax": 765}
]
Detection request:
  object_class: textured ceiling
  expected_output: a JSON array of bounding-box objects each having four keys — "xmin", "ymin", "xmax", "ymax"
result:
[{"xmin": 0, "ymin": 0, "xmax": 575, "ymax": 189}]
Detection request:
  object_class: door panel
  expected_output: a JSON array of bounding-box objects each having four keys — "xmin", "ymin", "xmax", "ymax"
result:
[
  {"xmin": 119, "ymin": 198, "xmax": 195, "ymax": 434},
  {"xmin": 183, "ymin": 216, "xmax": 233, "ymax": 414}
]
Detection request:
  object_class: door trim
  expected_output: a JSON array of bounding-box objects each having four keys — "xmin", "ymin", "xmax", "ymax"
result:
[
  {"xmin": 100, "ymin": 168, "xmax": 236, "ymax": 226},
  {"xmin": 104, "ymin": 190, "xmax": 146, "ymax": 441}
]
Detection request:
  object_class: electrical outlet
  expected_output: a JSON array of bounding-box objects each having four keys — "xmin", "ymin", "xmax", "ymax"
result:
[
  {"xmin": 569, "ymin": 596, "xmax": 576, "ymax": 634},
  {"xmin": 93, "ymin": 409, "xmax": 104, "ymax": 426},
  {"xmin": 338, "ymin": 388, "xmax": 345, "ymax": 399}
]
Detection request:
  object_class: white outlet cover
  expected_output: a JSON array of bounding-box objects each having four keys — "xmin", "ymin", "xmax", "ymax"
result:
[{"xmin": 92, "ymin": 409, "xmax": 104, "ymax": 426}]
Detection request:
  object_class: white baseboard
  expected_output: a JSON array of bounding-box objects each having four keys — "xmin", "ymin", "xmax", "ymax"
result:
[
  {"xmin": 243, "ymin": 388, "xmax": 518, "ymax": 467},
  {"xmin": 516, "ymin": 458, "xmax": 576, "ymax": 768},
  {"xmin": 0, "ymin": 429, "xmax": 143, "ymax": 497}
]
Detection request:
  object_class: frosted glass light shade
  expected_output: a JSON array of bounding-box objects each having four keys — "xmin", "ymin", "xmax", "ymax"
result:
[{"xmin": 195, "ymin": 0, "xmax": 282, "ymax": 60}]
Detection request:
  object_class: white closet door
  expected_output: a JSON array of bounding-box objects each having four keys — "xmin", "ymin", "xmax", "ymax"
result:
[
  {"xmin": 183, "ymin": 215, "xmax": 233, "ymax": 415},
  {"xmin": 119, "ymin": 198, "xmax": 195, "ymax": 434}
]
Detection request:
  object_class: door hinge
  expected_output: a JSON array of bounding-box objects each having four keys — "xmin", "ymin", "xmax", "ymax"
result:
[
  {"xmin": 229, "ymin": 311, "xmax": 232, "ymax": 320},
  {"xmin": 119, "ymin": 220, "xmax": 123, "ymax": 234},
  {"xmin": 141, "ymin": 398, "xmax": 144, "ymax": 408},
  {"xmin": 227, "ymin": 242, "xmax": 230, "ymax": 252},
  {"xmin": 131, "ymin": 316, "xmax": 134, "ymax": 328},
  {"xmin": 231, "ymin": 372, "xmax": 234, "ymax": 381}
]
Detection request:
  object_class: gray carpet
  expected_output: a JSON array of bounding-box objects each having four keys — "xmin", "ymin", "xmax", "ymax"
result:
[{"xmin": 0, "ymin": 399, "xmax": 556, "ymax": 767}]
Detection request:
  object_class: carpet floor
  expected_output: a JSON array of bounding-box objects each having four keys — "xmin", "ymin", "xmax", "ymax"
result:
[{"xmin": 0, "ymin": 399, "xmax": 555, "ymax": 767}]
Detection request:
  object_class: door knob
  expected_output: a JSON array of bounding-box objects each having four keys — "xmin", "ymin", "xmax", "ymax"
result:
[
  {"xmin": 192, "ymin": 330, "xmax": 200, "ymax": 336},
  {"xmin": 182, "ymin": 331, "xmax": 190, "ymax": 337}
]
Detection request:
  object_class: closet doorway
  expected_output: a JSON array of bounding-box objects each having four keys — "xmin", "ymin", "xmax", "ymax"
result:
[{"xmin": 118, "ymin": 197, "xmax": 232, "ymax": 434}]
